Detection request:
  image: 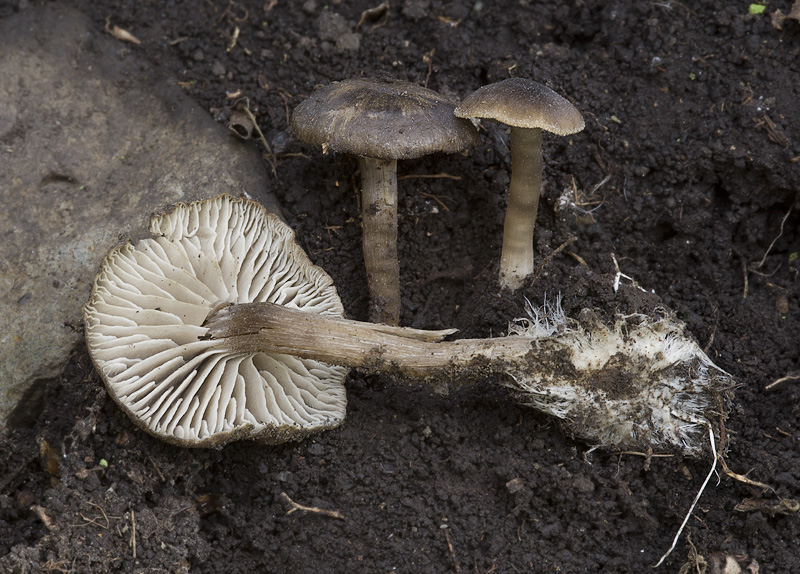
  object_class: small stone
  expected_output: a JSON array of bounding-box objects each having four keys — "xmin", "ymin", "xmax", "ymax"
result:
[
  {"xmin": 317, "ymin": 12, "xmax": 350, "ymax": 42},
  {"xmin": 505, "ymin": 477, "xmax": 524, "ymax": 494},
  {"xmin": 211, "ymin": 61, "xmax": 226, "ymax": 77},
  {"xmin": 336, "ymin": 33, "xmax": 361, "ymax": 52},
  {"xmin": 402, "ymin": 0, "xmax": 429, "ymax": 21},
  {"xmin": 0, "ymin": 5, "xmax": 279, "ymax": 426},
  {"xmin": 572, "ymin": 477, "xmax": 595, "ymax": 494}
]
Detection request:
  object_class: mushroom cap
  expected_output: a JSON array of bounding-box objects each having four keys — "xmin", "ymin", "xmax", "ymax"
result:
[
  {"xmin": 291, "ymin": 77, "xmax": 481, "ymax": 160},
  {"xmin": 455, "ymin": 78, "xmax": 585, "ymax": 136},
  {"xmin": 84, "ymin": 195, "xmax": 348, "ymax": 447}
]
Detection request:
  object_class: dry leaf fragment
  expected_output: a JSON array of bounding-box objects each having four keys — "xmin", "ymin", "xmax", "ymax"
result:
[
  {"xmin": 280, "ymin": 492, "xmax": 344, "ymax": 519},
  {"xmin": 770, "ymin": 0, "xmax": 800, "ymax": 29},
  {"xmin": 709, "ymin": 552, "xmax": 759, "ymax": 574},
  {"xmin": 759, "ymin": 114, "xmax": 790, "ymax": 148},
  {"xmin": 104, "ymin": 16, "xmax": 142, "ymax": 45},
  {"xmin": 227, "ymin": 26, "xmax": 240, "ymax": 52},
  {"xmin": 227, "ymin": 109, "xmax": 255, "ymax": 140},
  {"xmin": 734, "ymin": 496, "xmax": 800, "ymax": 515},
  {"xmin": 38, "ymin": 439, "xmax": 61, "ymax": 479},
  {"xmin": 31, "ymin": 505, "xmax": 59, "ymax": 531},
  {"xmin": 356, "ymin": 2, "xmax": 390, "ymax": 31}
]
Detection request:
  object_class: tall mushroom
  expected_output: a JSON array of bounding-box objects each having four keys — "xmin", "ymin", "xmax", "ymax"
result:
[
  {"xmin": 83, "ymin": 195, "xmax": 351, "ymax": 447},
  {"xmin": 291, "ymin": 77, "xmax": 480, "ymax": 325},
  {"xmin": 455, "ymin": 78, "xmax": 585, "ymax": 291}
]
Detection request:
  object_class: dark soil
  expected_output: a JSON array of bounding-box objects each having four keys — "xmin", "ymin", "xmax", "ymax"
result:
[{"xmin": 2, "ymin": 1, "xmax": 799, "ymax": 572}]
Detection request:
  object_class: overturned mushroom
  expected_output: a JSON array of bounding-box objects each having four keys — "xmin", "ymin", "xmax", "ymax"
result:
[
  {"xmin": 291, "ymin": 77, "xmax": 480, "ymax": 325},
  {"xmin": 84, "ymin": 195, "xmax": 351, "ymax": 447},
  {"xmin": 205, "ymin": 297, "xmax": 734, "ymax": 457},
  {"xmin": 455, "ymin": 78, "xmax": 584, "ymax": 290}
]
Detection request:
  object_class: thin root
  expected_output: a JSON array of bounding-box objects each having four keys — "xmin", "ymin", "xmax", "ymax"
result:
[
  {"xmin": 280, "ymin": 492, "xmax": 344, "ymax": 520},
  {"xmin": 765, "ymin": 371, "xmax": 800, "ymax": 390},
  {"xmin": 654, "ymin": 424, "xmax": 717, "ymax": 568}
]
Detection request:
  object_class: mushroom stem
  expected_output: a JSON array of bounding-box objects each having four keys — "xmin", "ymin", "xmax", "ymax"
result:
[
  {"xmin": 358, "ymin": 157, "xmax": 402, "ymax": 325},
  {"xmin": 205, "ymin": 300, "xmax": 733, "ymax": 456},
  {"xmin": 499, "ymin": 127, "xmax": 542, "ymax": 291},
  {"xmin": 205, "ymin": 301, "xmax": 534, "ymax": 384}
]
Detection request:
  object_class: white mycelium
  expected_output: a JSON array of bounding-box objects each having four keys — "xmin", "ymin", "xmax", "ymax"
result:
[
  {"xmin": 84, "ymin": 195, "xmax": 348, "ymax": 447},
  {"xmin": 505, "ymin": 298, "xmax": 732, "ymax": 456}
]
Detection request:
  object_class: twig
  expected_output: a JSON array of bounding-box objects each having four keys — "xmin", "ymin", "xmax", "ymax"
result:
[
  {"xmin": 80, "ymin": 501, "xmax": 111, "ymax": 529},
  {"xmin": 742, "ymin": 194, "xmax": 798, "ymax": 299},
  {"xmin": 131, "ymin": 509, "xmax": 137, "ymax": 560},
  {"xmin": 31, "ymin": 505, "xmax": 59, "ymax": 531},
  {"xmin": 148, "ymin": 454, "xmax": 166, "ymax": 482},
  {"xmin": 720, "ymin": 456, "xmax": 800, "ymax": 514},
  {"xmin": 226, "ymin": 26, "xmax": 240, "ymax": 53},
  {"xmin": 611, "ymin": 253, "xmax": 647, "ymax": 293},
  {"xmin": 765, "ymin": 371, "xmax": 800, "ymax": 390},
  {"xmin": 442, "ymin": 527, "xmax": 462, "ymax": 574},
  {"xmin": 738, "ymin": 250, "xmax": 750, "ymax": 299},
  {"xmin": 703, "ymin": 303, "xmax": 718, "ymax": 354},
  {"xmin": 530, "ymin": 237, "xmax": 576, "ymax": 284},
  {"xmin": 613, "ymin": 451, "xmax": 674, "ymax": 458},
  {"xmin": 720, "ymin": 456, "xmax": 776, "ymax": 492},
  {"xmin": 275, "ymin": 88, "xmax": 293, "ymax": 129},
  {"xmin": 280, "ymin": 492, "xmax": 344, "ymax": 520},
  {"xmin": 233, "ymin": 98, "xmax": 276, "ymax": 176},
  {"xmin": 417, "ymin": 190, "xmax": 452, "ymax": 212},
  {"xmin": 613, "ymin": 448, "xmax": 673, "ymax": 471},
  {"xmin": 567, "ymin": 251, "xmax": 588, "ymax": 267},
  {"xmin": 753, "ymin": 194, "xmax": 800, "ymax": 269},
  {"xmin": 681, "ymin": 531, "xmax": 707, "ymax": 574}
]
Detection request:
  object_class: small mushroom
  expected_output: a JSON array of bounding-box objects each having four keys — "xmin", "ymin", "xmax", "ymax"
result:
[
  {"xmin": 455, "ymin": 78, "xmax": 585, "ymax": 290},
  {"xmin": 83, "ymin": 195, "xmax": 349, "ymax": 447},
  {"xmin": 291, "ymin": 77, "xmax": 480, "ymax": 324}
]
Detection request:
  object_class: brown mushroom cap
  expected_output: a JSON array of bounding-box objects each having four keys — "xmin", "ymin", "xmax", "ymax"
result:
[
  {"xmin": 291, "ymin": 77, "xmax": 480, "ymax": 159},
  {"xmin": 454, "ymin": 78, "xmax": 584, "ymax": 135}
]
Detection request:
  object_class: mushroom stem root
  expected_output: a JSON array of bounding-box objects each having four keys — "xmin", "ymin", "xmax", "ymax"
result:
[
  {"xmin": 205, "ymin": 300, "xmax": 734, "ymax": 457},
  {"xmin": 358, "ymin": 157, "xmax": 402, "ymax": 325},
  {"xmin": 499, "ymin": 127, "xmax": 543, "ymax": 291}
]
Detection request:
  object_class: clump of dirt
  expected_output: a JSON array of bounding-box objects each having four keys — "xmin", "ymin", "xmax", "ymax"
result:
[{"xmin": 1, "ymin": 1, "xmax": 798, "ymax": 572}]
